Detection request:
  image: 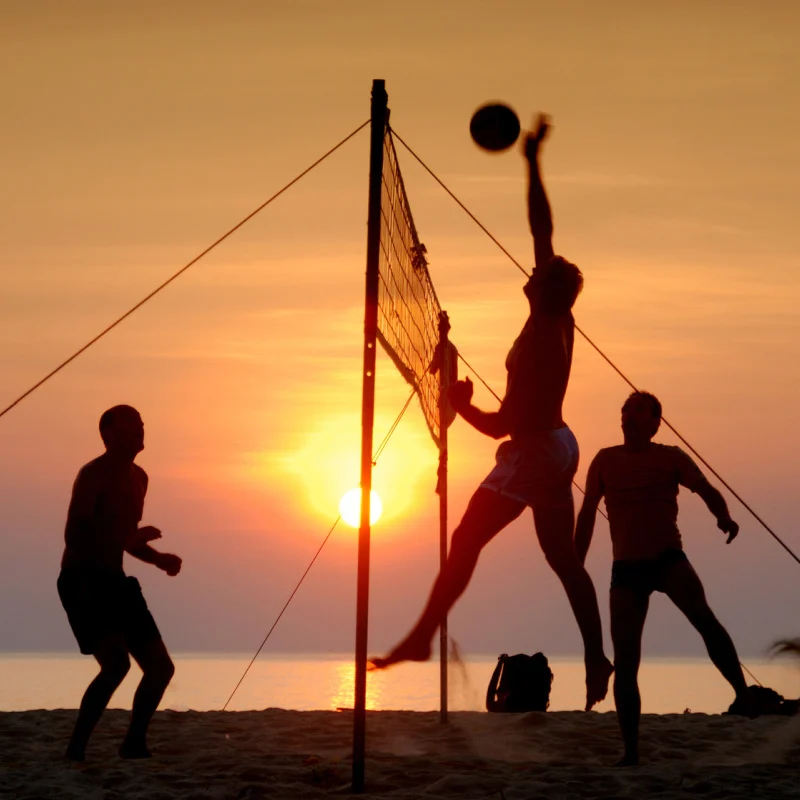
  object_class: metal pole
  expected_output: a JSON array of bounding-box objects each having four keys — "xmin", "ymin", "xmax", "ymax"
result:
[
  {"xmin": 351, "ymin": 78, "xmax": 388, "ymax": 794},
  {"xmin": 437, "ymin": 311, "xmax": 451, "ymax": 724}
]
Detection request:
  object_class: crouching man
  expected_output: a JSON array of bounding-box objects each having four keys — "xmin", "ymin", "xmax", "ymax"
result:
[{"xmin": 58, "ymin": 405, "xmax": 182, "ymax": 761}]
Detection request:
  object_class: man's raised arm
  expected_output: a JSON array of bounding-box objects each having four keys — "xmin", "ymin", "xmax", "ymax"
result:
[
  {"xmin": 574, "ymin": 454, "xmax": 604, "ymax": 565},
  {"xmin": 524, "ymin": 114, "xmax": 555, "ymax": 270}
]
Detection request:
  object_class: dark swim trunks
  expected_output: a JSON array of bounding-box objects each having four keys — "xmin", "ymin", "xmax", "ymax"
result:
[
  {"xmin": 610, "ymin": 548, "xmax": 688, "ymax": 595},
  {"xmin": 57, "ymin": 569, "xmax": 161, "ymax": 655}
]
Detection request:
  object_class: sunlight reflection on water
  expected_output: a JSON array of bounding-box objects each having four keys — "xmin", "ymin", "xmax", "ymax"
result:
[{"xmin": 1, "ymin": 652, "xmax": 798, "ymax": 714}]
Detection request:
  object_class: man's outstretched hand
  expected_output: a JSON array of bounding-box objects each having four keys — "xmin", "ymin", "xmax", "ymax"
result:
[
  {"xmin": 523, "ymin": 113, "xmax": 551, "ymax": 161},
  {"xmin": 448, "ymin": 377, "xmax": 474, "ymax": 414},
  {"xmin": 717, "ymin": 517, "xmax": 739, "ymax": 544},
  {"xmin": 157, "ymin": 553, "xmax": 183, "ymax": 576}
]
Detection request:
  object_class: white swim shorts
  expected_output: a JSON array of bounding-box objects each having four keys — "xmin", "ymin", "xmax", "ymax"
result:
[{"xmin": 479, "ymin": 426, "xmax": 579, "ymax": 508}]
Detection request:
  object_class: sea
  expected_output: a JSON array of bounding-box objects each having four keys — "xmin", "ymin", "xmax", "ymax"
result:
[{"xmin": 1, "ymin": 653, "xmax": 798, "ymax": 714}]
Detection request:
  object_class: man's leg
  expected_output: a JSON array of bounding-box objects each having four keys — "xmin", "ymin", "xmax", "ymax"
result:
[
  {"xmin": 66, "ymin": 634, "xmax": 131, "ymax": 761},
  {"xmin": 121, "ymin": 637, "xmax": 175, "ymax": 758},
  {"xmin": 660, "ymin": 559, "xmax": 748, "ymax": 698},
  {"xmin": 532, "ymin": 501, "xmax": 613, "ymax": 709},
  {"xmin": 610, "ymin": 586, "xmax": 649, "ymax": 766},
  {"xmin": 370, "ymin": 488, "xmax": 525, "ymax": 669}
]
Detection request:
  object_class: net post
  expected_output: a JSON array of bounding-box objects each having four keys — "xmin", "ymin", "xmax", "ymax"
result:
[
  {"xmin": 352, "ymin": 78, "xmax": 388, "ymax": 794},
  {"xmin": 437, "ymin": 311, "xmax": 451, "ymax": 724}
]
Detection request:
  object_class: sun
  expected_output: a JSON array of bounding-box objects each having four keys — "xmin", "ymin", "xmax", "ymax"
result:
[{"xmin": 339, "ymin": 488, "xmax": 383, "ymax": 528}]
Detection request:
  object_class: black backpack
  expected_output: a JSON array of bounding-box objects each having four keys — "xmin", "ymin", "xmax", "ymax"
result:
[
  {"xmin": 725, "ymin": 685, "xmax": 800, "ymax": 717},
  {"xmin": 486, "ymin": 652, "xmax": 553, "ymax": 712}
]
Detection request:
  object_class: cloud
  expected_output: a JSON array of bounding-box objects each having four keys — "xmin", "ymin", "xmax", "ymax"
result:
[
  {"xmin": 447, "ymin": 171, "xmax": 668, "ymax": 189},
  {"xmin": 550, "ymin": 171, "xmax": 669, "ymax": 188}
]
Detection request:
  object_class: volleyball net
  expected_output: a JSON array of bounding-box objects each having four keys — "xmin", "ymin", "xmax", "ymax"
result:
[{"xmin": 376, "ymin": 130, "xmax": 456, "ymax": 448}]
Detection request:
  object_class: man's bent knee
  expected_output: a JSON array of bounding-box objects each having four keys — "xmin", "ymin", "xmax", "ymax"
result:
[
  {"xmin": 543, "ymin": 546, "xmax": 583, "ymax": 579},
  {"xmin": 100, "ymin": 656, "xmax": 131, "ymax": 685},
  {"xmin": 613, "ymin": 664, "xmax": 640, "ymax": 685},
  {"xmin": 145, "ymin": 654, "xmax": 175, "ymax": 686},
  {"xmin": 614, "ymin": 676, "xmax": 639, "ymax": 694}
]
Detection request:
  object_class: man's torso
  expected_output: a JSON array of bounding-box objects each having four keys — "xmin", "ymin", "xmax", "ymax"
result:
[
  {"xmin": 598, "ymin": 443, "xmax": 704, "ymax": 561},
  {"xmin": 61, "ymin": 456, "xmax": 147, "ymax": 572},
  {"xmin": 503, "ymin": 312, "xmax": 574, "ymax": 437}
]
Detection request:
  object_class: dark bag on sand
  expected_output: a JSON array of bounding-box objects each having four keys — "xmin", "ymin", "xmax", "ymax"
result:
[
  {"xmin": 486, "ymin": 652, "xmax": 553, "ymax": 712},
  {"xmin": 725, "ymin": 685, "xmax": 800, "ymax": 717}
]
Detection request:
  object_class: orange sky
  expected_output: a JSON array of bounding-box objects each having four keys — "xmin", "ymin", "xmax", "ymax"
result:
[{"xmin": 1, "ymin": 1, "xmax": 799, "ymax": 659}]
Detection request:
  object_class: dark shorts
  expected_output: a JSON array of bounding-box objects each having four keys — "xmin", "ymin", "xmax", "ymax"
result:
[
  {"xmin": 610, "ymin": 548, "xmax": 688, "ymax": 596},
  {"xmin": 57, "ymin": 569, "xmax": 161, "ymax": 655}
]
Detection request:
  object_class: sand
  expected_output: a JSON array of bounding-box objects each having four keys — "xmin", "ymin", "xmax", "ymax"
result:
[{"xmin": 1, "ymin": 708, "xmax": 798, "ymax": 799}]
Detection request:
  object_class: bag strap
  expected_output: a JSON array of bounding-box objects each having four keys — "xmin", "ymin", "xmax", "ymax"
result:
[{"xmin": 485, "ymin": 654, "xmax": 508, "ymax": 712}]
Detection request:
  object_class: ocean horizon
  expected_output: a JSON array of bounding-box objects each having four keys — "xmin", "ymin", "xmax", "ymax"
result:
[{"xmin": 2, "ymin": 652, "xmax": 798, "ymax": 715}]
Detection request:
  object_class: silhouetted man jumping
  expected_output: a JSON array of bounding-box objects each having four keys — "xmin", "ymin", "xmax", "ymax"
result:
[
  {"xmin": 57, "ymin": 405, "xmax": 182, "ymax": 761},
  {"xmin": 371, "ymin": 115, "xmax": 614, "ymax": 711},
  {"xmin": 575, "ymin": 391, "xmax": 748, "ymax": 765}
]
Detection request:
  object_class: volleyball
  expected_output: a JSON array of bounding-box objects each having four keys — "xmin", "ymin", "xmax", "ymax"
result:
[{"xmin": 469, "ymin": 103, "xmax": 521, "ymax": 152}]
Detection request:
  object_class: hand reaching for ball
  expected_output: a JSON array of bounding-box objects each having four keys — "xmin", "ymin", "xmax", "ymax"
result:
[{"xmin": 524, "ymin": 113, "xmax": 551, "ymax": 160}]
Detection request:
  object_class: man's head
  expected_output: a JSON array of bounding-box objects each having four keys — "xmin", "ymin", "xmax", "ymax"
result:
[
  {"xmin": 99, "ymin": 405, "xmax": 144, "ymax": 457},
  {"xmin": 523, "ymin": 256, "xmax": 584, "ymax": 315},
  {"xmin": 621, "ymin": 391, "xmax": 662, "ymax": 442}
]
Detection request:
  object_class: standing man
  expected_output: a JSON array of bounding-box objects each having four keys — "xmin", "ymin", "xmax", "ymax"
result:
[
  {"xmin": 57, "ymin": 405, "xmax": 182, "ymax": 761},
  {"xmin": 371, "ymin": 115, "xmax": 614, "ymax": 711},
  {"xmin": 575, "ymin": 391, "xmax": 749, "ymax": 765}
]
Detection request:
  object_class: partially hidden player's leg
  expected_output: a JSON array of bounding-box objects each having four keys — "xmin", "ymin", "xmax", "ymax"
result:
[
  {"xmin": 370, "ymin": 488, "xmax": 525, "ymax": 669},
  {"xmin": 66, "ymin": 634, "xmax": 131, "ymax": 761},
  {"xmin": 121, "ymin": 637, "xmax": 175, "ymax": 758},
  {"xmin": 660, "ymin": 559, "xmax": 748, "ymax": 700},
  {"xmin": 532, "ymin": 500, "xmax": 613, "ymax": 710},
  {"xmin": 610, "ymin": 586, "xmax": 649, "ymax": 766}
]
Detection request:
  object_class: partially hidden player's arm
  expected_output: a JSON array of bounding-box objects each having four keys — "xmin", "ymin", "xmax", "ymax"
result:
[
  {"xmin": 694, "ymin": 479, "xmax": 739, "ymax": 543},
  {"xmin": 524, "ymin": 114, "xmax": 555, "ymax": 270},
  {"xmin": 574, "ymin": 454, "xmax": 604, "ymax": 565},
  {"xmin": 125, "ymin": 514, "xmax": 163, "ymax": 550},
  {"xmin": 448, "ymin": 377, "xmax": 510, "ymax": 439},
  {"xmin": 64, "ymin": 469, "xmax": 100, "ymax": 549}
]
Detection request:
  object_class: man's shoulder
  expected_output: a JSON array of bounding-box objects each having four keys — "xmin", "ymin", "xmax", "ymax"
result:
[
  {"xmin": 594, "ymin": 444, "xmax": 625, "ymax": 462},
  {"xmin": 76, "ymin": 457, "xmax": 148, "ymax": 482},
  {"xmin": 76, "ymin": 455, "xmax": 107, "ymax": 480},
  {"xmin": 652, "ymin": 443, "xmax": 694, "ymax": 462},
  {"xmin": 70, "ymin": 457, "xmax": 108, "ymax": 498},
  {"xmin": 586, "ymin": 446, "xmax": 622, "ymax": 477}
]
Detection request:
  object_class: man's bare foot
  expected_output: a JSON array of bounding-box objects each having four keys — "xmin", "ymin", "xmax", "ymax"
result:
[
  {"xmin": 64, "ymin": 744, "xmax": 86, "ymax": 762},
  {"xmin": 614, "ymin": 752, "xmax": 639, "ymax": 767},
  {"xmin": 368, "ymin": 634, "xmax": 432, "ymax": 670},
  {"xmin": 584, "ymin": 656, "xmax": 614, "ymax": 711},
  {"xmin": 119, "ymin": 740, "xmax": 152, "ymax": 759}
]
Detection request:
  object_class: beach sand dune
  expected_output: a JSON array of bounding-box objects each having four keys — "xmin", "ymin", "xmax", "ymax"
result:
[{"xmin": 1, "ymin": 709, "xmax": 798, "ymax": 798}]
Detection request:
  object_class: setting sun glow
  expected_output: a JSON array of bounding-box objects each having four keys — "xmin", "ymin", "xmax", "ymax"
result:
[{"xmin": 339, "ymin": 488, "xmax": 383, "ymax": 528}]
